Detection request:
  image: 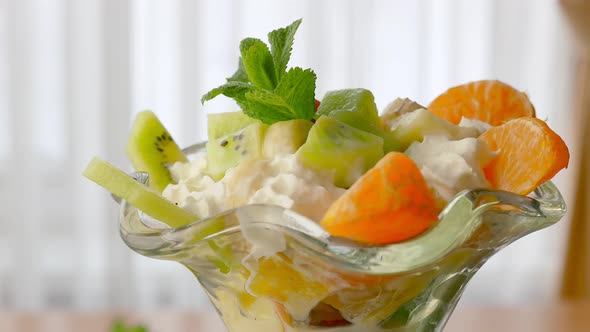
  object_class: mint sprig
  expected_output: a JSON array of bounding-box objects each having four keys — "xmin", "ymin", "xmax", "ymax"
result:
[{"xmin": 202, "ymin": 19, "xmax": 316, "ymax": 125}]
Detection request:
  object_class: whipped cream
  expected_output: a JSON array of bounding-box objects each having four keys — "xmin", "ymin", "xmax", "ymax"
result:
[
  {"xmin": 458, "ymin": 117, "xmax": 492, "ymax": 136},
  {"xmin": 163, "ymin": 154, "xmax": 345, "ymax": 222},
  {"xmin": 405, "ymin": 136, "xmax": 496, "ymax": 203}
]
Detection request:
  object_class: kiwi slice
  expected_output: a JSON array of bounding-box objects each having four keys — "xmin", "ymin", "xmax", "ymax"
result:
[
  {"xmin": 207, "ymin": 111, "xmax": 260, "ymax": 140},
  {"xmin": 297, "ymin": 116, "xmax": 384, "ymax": 188},
  {"xmin": 126, "ymin": 111, "xmax": 188, "ymax": 192},
  {"xmin": 318, "ymin": 89, "xmax": 402, "ymax": 152},
  {"xmin": 328, "ymin": 110, "xmax": 402, "ymax": 152},
  {"xmin": 206, "ymin": 122, "xmax": 268, "ymax": 181},
  {"xmin": 263, "ymin": 119, "xmax": 313, "ymax": 158},
  {"xmin": 317, "ymin": 89, "xmax": 381, "ymax": 126},
  {"xmin": 82, "ymin": 157, "xmax": 198, "ymax": 228}
]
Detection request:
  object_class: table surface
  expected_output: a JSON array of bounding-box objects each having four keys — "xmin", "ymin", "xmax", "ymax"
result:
[{"xmin": 1, "ymin": 302, "xmax": 588, "ymax": 332}]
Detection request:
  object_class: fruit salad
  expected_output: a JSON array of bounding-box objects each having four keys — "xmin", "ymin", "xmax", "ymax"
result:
[{"xmin": 84, "ymin": 19, "xmax": 570, "ymax": 331}]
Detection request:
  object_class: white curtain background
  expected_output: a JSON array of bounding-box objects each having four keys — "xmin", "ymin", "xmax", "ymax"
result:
[{"xmin": 0, "ymin": 0, "xmax": 578, "ymax": 310}]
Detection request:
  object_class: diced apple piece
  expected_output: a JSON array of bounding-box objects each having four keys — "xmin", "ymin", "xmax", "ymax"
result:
[
  {"xmin": 263, "ymin": 119, "xmax": 313, "ymax": 158},
  {"xmin": 389, "ymin": 108, "xmax": 479, "ymax": 150}
]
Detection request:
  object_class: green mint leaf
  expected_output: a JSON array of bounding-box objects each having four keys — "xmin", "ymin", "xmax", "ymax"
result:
[
  {"xmin": 240, "ymin": 38, "xmax": 277, "ymax": 90},
  {"xmin": 268, "ymin": 19, "xmax": 302, "ymax": 81},
  {"xmin": 243, "ymin": 89, "xmax": 297, "ymax": 124},
  {"xmin": 274, "ymin": 67, "xmax": 316, "ymax": 120},
  {"xmin": 240, "ymin": 68, "xmax": 316, "ymax": 124},
  {"xmin": 226, "ymin": 57, "xmax": 249, "ymax": 83},
  {"xmin": 201, "ymin": 81, "xmax": 254, "ymax": 105}
]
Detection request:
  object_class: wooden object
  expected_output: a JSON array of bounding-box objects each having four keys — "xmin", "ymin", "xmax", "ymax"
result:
[{"xmin": 560, "ymin": 0, "xmax": 590, "ymax": 300}]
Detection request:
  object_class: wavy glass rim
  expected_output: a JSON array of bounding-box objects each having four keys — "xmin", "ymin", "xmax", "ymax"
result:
[{"xmin": 119, "ymin": 142, "xmax": 567, "ymax": 276}]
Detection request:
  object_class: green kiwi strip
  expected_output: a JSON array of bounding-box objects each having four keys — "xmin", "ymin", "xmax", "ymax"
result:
[{"xmin": 83, "ymin": 157, "xmax": 198, "ymax": 228}]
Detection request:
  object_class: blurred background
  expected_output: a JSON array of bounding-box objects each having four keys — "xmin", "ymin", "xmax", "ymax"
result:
[{"xmin": 0, "ymin": 0, "xmax": 585, "ymax": 316}]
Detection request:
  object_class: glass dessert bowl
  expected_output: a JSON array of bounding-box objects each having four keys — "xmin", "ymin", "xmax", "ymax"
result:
[
  {"xmin": 74, "ymin": 15, "xmax": 573, "ymax": 332},
  {"xmin": 118, "ymin": 143, "xmax": 566, "ymax": 332},
  {"xmin": 78, "ymin": 19, "xmax": 570, "ymax": 332}
]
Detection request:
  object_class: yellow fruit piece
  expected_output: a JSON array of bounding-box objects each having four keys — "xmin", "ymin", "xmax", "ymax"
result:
[{"xmin": 247, "ymin": 254, "xmax": 330, "ymax": 321}]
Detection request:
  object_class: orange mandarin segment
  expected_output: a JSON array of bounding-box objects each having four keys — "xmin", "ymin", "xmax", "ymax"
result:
[
  {"xmin": 428, "ymin": 80, "xmax": 535, "ymax": 126},
  {"xmin": 320, "ymin": 152, "xmax": 438, "ymax": 244},
  {"xmin": 479, "ymin": 117, "xmax": 569, "ymax": 195}
]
